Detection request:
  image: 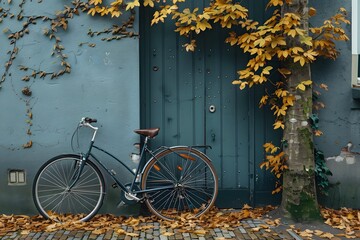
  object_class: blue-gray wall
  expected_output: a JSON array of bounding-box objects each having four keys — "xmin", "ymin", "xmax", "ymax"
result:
[
  {"xmin": 0, "ymin": 0, "xmax": 358, "ymax": 215},
  {"xmin": 0, "ymin": 1, "xmax": 140, "ymax": 214},
  {"xmin": 311, "ymin": 0, "xmax": 360, "ymax": 208}
]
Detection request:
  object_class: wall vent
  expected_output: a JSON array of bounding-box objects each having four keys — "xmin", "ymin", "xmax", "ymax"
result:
[{"xmin": 8, "ymin": 169, "xmax": 26, "ymax": 186}]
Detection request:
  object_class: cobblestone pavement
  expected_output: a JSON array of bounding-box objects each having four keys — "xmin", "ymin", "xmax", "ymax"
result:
[{"xmin": 0, "ymin": 219, "xmax": 298, "ymax": 240}]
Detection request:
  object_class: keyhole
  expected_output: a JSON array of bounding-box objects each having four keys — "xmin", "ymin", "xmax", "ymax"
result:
[{"xmin": 209, "ymin": 105, "xmax": 216, "ymax": 113}]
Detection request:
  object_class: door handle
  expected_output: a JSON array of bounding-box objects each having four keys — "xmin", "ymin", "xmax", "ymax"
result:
[{"xmin": 211, "ymin": 133, "xmax": 216, "ymax": 141}]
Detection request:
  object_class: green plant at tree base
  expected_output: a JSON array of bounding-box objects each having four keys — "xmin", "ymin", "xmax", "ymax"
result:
[{"xmin": 314, "ymin": 148, "xmax": 333, "ymax": 196}]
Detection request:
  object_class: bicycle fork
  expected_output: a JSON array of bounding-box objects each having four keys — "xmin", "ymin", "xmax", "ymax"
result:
[{"xmin": 67, "ymin": 155, "xmax": 87, "ymax": 190}]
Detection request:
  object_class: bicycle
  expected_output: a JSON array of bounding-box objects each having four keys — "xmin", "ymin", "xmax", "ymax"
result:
[{"xmin": 32, "ymin": 117, "xmax": 218, "ymax": 221}]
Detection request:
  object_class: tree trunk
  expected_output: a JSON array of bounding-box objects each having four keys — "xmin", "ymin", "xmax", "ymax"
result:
[{"xmin": 281, "ymin": 0, "xmax": 321, "ymax": 221}]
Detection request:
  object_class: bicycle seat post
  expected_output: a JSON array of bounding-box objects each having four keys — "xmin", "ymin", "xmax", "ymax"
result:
[{"xmin": 129, "ymin": 136, "xmax": 149, "ymax": 192}]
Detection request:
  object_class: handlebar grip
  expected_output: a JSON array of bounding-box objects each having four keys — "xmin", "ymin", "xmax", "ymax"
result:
[{"xmin": 84, "ymin": 117, "xmax": 97, "ymax": 123}]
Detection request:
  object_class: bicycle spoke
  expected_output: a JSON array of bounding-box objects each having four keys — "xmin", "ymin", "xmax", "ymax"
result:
[
  {"xmin": 142, "ymin": 148, "xmax": 218, "ymax": 220},
  {"xmin": 34, "ymin": 156, "xmax": 104, "ymax": 222}
]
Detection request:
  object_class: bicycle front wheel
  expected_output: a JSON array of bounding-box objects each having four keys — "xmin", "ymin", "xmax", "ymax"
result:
[
  {"xmin": 141, "ymin": 147, "xmax": 218, "ymax": 221},
  {"xmin": 33, "ymin": 154, "xmax": 105, "ymax": 222}
]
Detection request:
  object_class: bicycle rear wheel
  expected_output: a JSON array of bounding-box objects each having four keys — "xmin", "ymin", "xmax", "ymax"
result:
[
  {"xmin": 33, "ymin": 154, "xmax": 105, "ymax": 222},
  {"xmin": 141, "ymin": 147, "xmax": 218, "ymax": 221}
]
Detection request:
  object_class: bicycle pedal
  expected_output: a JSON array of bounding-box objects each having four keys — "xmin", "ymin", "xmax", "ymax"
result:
[{"xmin": 117, "ymin": 201, "xmax": 125, "ymax": 208}]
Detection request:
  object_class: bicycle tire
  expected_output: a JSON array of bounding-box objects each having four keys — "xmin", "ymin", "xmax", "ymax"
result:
[
  {"xmin": 141, "ymin": 147, "xmax": 218, "ymax": 221},
  {"xmin": 33, "ymin": 154, "xmax": 105, "ymax": 222}
]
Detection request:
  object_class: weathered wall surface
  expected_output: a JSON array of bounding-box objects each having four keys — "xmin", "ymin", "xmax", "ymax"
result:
[
  {"xmin": 0, "ymin": 1, "xmax": 139, "ymax": 214},
  {"xmin": 310, "ymin": 0, "xmax": 360, "ymax": 208}
]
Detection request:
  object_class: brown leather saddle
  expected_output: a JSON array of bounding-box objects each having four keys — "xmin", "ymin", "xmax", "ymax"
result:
[{"xmin": 134, "ymin": 128, "xmax": 160, "ymax": 138}]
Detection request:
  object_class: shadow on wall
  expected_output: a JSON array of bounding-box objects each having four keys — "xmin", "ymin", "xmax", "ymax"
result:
[{"xmin": 322, "ymin": 142, "xmax": 360, "ymax": 209}]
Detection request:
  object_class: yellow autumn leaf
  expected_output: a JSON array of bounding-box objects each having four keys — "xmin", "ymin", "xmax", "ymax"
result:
[
  {"xmin": 162, "ymin": 232, "xmax": 175, "ymax": 236},
  {"xmin": 259, "ymin": 95, "xmax": 268, "ymax": 106},
  {"xmin": 116, "ymin": 229, "xmax": 126, "ymax": 234},
  {"xmin": 296, "ymin": 83, "xmax": 306, "ymax": 91},
  {"xmin": 232, "ymin": 80, "xmax": 241, "ymax": 85},
  {"xmin": 276, "ymin": 106, "xmax": 287, "ymax": 116},
  {"xmin": 319, "ymin": 83, "xmax": 329, "ymax": 90},
  {"xmin": 287, "ymin": 29, "xmax": 297, "ymax": 38},
  {"xmin": 262, "ymin": 66, "xmax": 273, "ymax": 75},
  {"xmin": 111, "ymin": 11, "xmax": 121, "ymax": 18},
  {"xmin": 309, "ymin": 7, "xmax": 317, "ymax": 17},
  {"xmin": 254, "ymin": 38, "xmax": 266, "ymax": 47},
  {"xmin": 143, "ymin": 0, "xmax": 154, "ymax": 7},
  {"xmin": 278, "ymin": 68, "xmax": 291, "ymax": 77},
  {"xmin": 263, "ymin": 142, "xmax": 275, "ymax": 152},
  {"xmin": 273, "ymin": 121, "xmax": 284, "ymax": 130},
  {"xmin": 126, "ymin": 232, "xmax": 139, "ymax": 237},
  {"xmin": 196, "ymin": 20, "xmax": 212, "ymax": 32},
  {"xmin": 125, "ymin": 0, "xmax": 140, "ymax": 11},
  {"xmin": 271, "ymin": 36, "xmax": 286, "ymax": 48},
  {"xmin": 314, "ymin": 130, "xmax": 323, "ymax": 136},
  {"xmin": 291, "ymin": 47, "xmax": 304, "ymax": 54},
  {"xmin": 182, "ymin": 40, "xmax": 197, "ymax": 52},
  {"xmin": 267, "ymin": 0, "xmax": 284, "ymax": 7},
  {"xmin": 89, "ymin": 0, "xmax": 102, "ymax": 5},
  {"xmin": 300, "ymin": 36, "xmax": 313, "ymax": 46},
  {"xmin": 271, "ymin": 186, "xmax": 282, "ymax": 194},
  {"xmin": 293, "ymin": 56, "xmax": 306, "ymax": 66},
  {"xmin": 302, "ymin": 80, "xmax": 312, "ymax": 85},
  {"xmin": 92, "ymin": 229, "xmax": 105, "ymax": 235},
  {"xmin": 271, "ymin": 146, "xmax": 280, "ymax": 154},
  {"xmin": 275, "ymin": 89, "xmax": 288, "ymax": 97},
  {"xmin": 20, "ymin": 230, "xmax": 30, "ymax": 235},
  {"xmin": 88, "ymin": 8, "xmax": 97, "ymax": 16},
  {"xmin": 240, "ymin": 81, "xmax": 248, "ymax": 90},
  {"xmin": 283, "ymin": 96, "xmax": 294, "ymax": 106},
  {"xmin": 193, "ymin": 229, "xmax": 207, "ymax": 235}
]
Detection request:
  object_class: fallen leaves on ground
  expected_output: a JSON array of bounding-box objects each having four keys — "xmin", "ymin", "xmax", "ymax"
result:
[
  {"xmin": 1, "ymin": 206, "xmax": 359, "ymax": 239},
  {"xmin": 321, "ymin": 207, "xmax": 360, "ymax": 239},
  {"xmin": 0, "ymin": 205, "xmax": 274, "ymax": 236},
  {"xmin": 290, "ymin": 207, "xmax": 360, "ymax": 239}
]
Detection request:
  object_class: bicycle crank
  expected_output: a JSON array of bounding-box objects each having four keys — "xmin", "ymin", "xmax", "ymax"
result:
[{"xmin": 118, "ymin": 183, "xmax": 140, "ymax": 205}]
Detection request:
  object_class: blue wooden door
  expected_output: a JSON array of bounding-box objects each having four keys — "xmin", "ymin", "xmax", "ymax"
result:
[{"xmin": 140, "ymin": 1, "xmax": 280, "ymax": 207}]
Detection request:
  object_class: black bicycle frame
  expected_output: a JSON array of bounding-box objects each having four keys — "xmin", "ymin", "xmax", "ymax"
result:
[
  {"xmin": 75, "ymin": 138, "xmax": 174, "ymax": 198},
  {"xmin": 71, "ymin": 128, "xmax": 212, "ymax": 199}
]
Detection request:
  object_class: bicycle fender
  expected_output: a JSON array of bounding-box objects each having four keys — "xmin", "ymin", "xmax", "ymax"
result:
[{"xmin": 140, "ymin": 146, "xmax": 212, "ymax": 175}]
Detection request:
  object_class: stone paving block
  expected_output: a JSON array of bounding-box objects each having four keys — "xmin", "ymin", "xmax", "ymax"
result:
[
  {"xmin": 223, "ymin": 233, "xmax": 232, "ymax": 238},
  {"xmin": 190, "ymin": 233, "xmax": 198, "ymax": 239},
  {"xmin": 159, "ymin": 235, "xmax": 168, "ymax": 240},
  {"xmin": 174, "ymin": 233, "xmax": 183, "ymax": 240},
  {"xmin": 117, "ymin": 234, "xmax": 125, "ymax": 240},
  {"xmin": 146, "ymin": 233, "xmax": 154, "ymax": 239},
  {"xmin": 238, "ymin": 227, "xmax": 246, "ymax": 234}
]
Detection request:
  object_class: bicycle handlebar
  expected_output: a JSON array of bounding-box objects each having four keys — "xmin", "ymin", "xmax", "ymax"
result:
[
  {"xmin": 83, "ymin": 117, "xmax": 97, "ymax": 123},
  {"xmin": 79, "ymin": 117, "xmax": 98, "ymax": 141}
]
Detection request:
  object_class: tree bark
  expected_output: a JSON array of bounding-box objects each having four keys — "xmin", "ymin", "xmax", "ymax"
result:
[{"xmin": 281, "ymin": 0, "xmax": 321, "ymax": 221}]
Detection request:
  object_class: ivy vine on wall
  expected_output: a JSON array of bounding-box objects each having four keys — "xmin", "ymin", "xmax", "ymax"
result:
[{"xmin": 0, "ymin": 0, "xmax": 138, "ymax": 149}]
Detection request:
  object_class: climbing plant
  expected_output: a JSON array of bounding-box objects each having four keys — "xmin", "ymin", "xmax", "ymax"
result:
[{"xmin": 0, "ymin": 0, "xmax": 138, "ymax": 148}]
